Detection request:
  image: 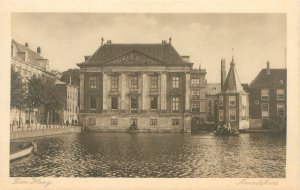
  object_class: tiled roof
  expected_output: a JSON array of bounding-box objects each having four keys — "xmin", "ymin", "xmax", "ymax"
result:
[
  {"xmin": 249, "ymin": 68, "xmax": 287, "ymax": 89},
  {"xmin": 222, "ymin": 58, "xmax": 246, "ymax": 94},
  {"xmin": 206, "ymin": 83, "xmax": 221, "ymax": 95},
  {"xmin": 12, "ymin": 40, "xmax": 45, "ymax": 68},
  {"xmin": 77, "ymin": 43, "xmax": 193, "ymax": 67}
]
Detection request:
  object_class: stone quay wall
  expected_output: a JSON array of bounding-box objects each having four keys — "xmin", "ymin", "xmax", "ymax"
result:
[{"xmin": 10, "ymin": 125, "xmax": 82, "ymax": 140}]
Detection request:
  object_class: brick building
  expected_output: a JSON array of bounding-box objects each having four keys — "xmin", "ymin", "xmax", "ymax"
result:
[
  {"xmin": 11, "ymin": 39, "xmax": 55, "ymax": 125},
  {"xmin": 248, "ymin": 62, "xmax": 287, "ymax": 128},
  {"xmin": 77, "ymin": 39, "xmax": 197, "ymax": 133},
  {"xmin": 190, "ymin": 68, "xmax": 207, "ymax": 130},
  {"xmin": 55, "ymin": 80, "xmax": 79, "ymax": 124},
  {"xmin": 217, "ymin": 58, "xmax": 250, "ymax": 131}
]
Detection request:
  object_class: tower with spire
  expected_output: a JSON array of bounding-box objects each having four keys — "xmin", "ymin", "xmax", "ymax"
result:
[{"xmin": 217, "ymin": 55, "xmax": 249, "ymax": 131}]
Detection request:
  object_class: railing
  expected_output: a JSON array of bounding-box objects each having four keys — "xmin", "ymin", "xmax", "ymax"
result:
[{"xmin": 10, "ymin": 123, "xmax": 79, "ymax": 132}]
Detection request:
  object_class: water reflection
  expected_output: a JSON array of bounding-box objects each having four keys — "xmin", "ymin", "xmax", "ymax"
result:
[{"xmin": 10, "ymin": 132, "xmax": 286, "ymax": 177}]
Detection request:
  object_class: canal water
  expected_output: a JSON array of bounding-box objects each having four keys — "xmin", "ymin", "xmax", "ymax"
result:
[{"xmin": 10, "ymin": 132, "xmax": 286, "ymax": 177}]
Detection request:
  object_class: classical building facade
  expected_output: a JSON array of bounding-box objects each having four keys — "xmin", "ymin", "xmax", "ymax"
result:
[
  {"xmin": 11, "ymin": 39, "xmax": 56, "ymax": 125},
  {"xmin": 190, "ymin": 68, "xmax": 206, "ymax": 130},
  {"xmin": 55, "ymin": 80, "xmax": 79, "ymax": 124},
  {"xmin": 248, "ymin": 62, "xmax": 286, "ymax": 128},
  {"xmin": 217, "ymin": 58, "xmax": 250, "ymax": 131},
  {"xmin": 77, "ymin": 40, "xmax": 195, "ymax": 132}
]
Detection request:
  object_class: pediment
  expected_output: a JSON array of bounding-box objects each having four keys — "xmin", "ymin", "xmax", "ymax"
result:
[{"xmin": 103, "ymin": 50, "xmax": 165, "ymax": 66}]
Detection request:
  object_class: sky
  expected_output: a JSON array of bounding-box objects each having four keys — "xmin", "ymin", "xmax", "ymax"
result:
[{"xmin": 11, "ymin": 13, "xmax": 286, "ymax": 83}]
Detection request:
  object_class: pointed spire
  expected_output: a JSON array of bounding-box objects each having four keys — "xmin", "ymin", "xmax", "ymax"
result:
[
  {"xmin": 101, "ymin": 37, "xmax": 104, "ymax": 46},
  {"xmin": 231, "ymin": 48, "xmax": 235, "ymax": 66}
]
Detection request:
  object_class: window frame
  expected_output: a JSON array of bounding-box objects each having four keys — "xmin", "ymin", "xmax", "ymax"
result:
[
  {"xmin": 150, "ymin": 96, "xmax": 158, "ymax": 110},
  {"xmin": 277, "ymin": 103, "xmax": 285, "ymax": 117},
  {"xmin": 172, "ymin": 76, "xmax": 180, "ymax": 89},
  {"xmin": 172, "ymin": 97, "xmax": 179, "ymax": 112},
  {"xmin": 150, "ymin": 75, "xmax": 158, "ymax": 90},
  {"xmin": 229, "ymin": 109, "xmax": 236, "ymax": 121},
  {"xmin": 276, "ymin": 89, "xmax": 284, "ymax": 100},
  {"xmin": 111, "ymin": 75, "xmax": 119, "ymax": 90},
  {"xmin": 111, "ymin": 96, "xmax": 118, "ymax": 110},
  {"xmin": 130, "ymin": 76, "xmax": 138, "ymax": 90},
  {"xmin": 90, "ymin": 96, "xmax": 97, "ymax": 111},
  {"xmin": 89, "ymin": 76, "xmax": 97, "ymax": 89},
  {"xmin": 261, "ymin": 89, "xmax": 269, "ymax": 101},
  {"xmin": 229, "ymin": 96, "xmax": 236, "ymax": 106},
  {"xmin": 191, "ymin": 78, "xmax": 200, "ymax": 87}
]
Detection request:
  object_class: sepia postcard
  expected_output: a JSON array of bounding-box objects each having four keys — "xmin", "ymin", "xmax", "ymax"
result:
[{"xmin": 0, "ymin": 0, "xmax": 299, "ymax": 190}]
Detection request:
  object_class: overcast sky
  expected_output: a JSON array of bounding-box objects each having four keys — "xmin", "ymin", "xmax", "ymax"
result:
[{"xmin": 11, "ymin": 13, "xmax": 286, "ymax": 83}]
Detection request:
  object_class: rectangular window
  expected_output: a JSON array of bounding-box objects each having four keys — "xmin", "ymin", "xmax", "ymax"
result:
[
  {"xmin": 90, "ymin": 96, "xmax": 96, "ymax": 111},
  {"xmin": 150, "ymin": 118, "xmax": 158, "ymax": 125},
  {"xmin": 191, "ymin": 102, "xmax": 200, "ymax": 112},
  {"xmin": 191, "ymin": 90, "xmax": 200, "ymax": 99},
  {"xmin": 172, "ymin": 97, "xmax": 179, "ymax": 112},
  {"xmin": 277, "ymin": 103, "xmax": 285, "ymax": 117},
  {"xmin": 172, "ymin": 118, "xmax": 179, "ymax": 125},
  {"xmin": 261, "ymin": 89, "xmax": 269, "ymax": 101},
  {"xmin": 150, "ymin": 76, "xmax": 158, "ymax": 90},
  {"xmin": 219, "ymin": 96, "xmax": 223, "ymax": 106},
  {"xmin": 277, "ymin": 89, "xmax": 284, "ymax": 100},
  {"xmin": 88, "ymin": 118, "xmax": 96, "ymax": 125},
  {"xmin": 111, "ymin": 117, "xmax": 118, "ymax": 125},
  {"xmin": 219, "ymin": 110, "xmax": 224, "ymax": 121},
  {"xmin": 130, "ymin": 97, "xmax": 138, "ymax": 112},
  {"xmin": 150, "ymin": 96, "xmax": 158, "ymax": 110},
  {"xmin": 111, "ymin": 75, "xmax": 119, "ymax": 90},
  {"xmin": 191, "ymin": 78, "xmax": 200, "ymax": 87},
  {"xmin": 89, "ymin": 76, "xmax": 97, "ymax": 89},
  {"xmin": 172, "ymin": 76, "xmax": 180, "ymax": 88},
  {"xmin": 229, "ymin": 109, "xmax": 236, "ymax": 121},
  {"xmin": 111, "ymin": 97, "xmax": 118, "ymax": 110},
  {"xmin": 261, "ymin": 103, "xmax": 269, "ymax": 118},
  {"xmin": 130, "ymin": 76, "xmax": 138, "ymax": 90},
  {"xmin": 229, "ymin": 96, "xmax": 236, "ymax": 106}
]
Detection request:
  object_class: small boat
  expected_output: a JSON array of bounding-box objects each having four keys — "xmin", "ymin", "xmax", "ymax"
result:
[
  {"xmin": 10, "ymin": 142, "xmax": 37, "ymax": 162},
  {"xmin": 214, "ymin": 130, "xmax": 239, "ymax": 136}
]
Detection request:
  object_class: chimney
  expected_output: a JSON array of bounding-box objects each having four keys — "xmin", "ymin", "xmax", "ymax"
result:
[
  {"xmin": 101, "ymin": 37, "xmax": 104, "ymax": 46},
  {"xmin": 25, "ymin": 42, "xmax": 29, "ymax": 48},
  {"xmin": 84, "ymin": 56, "xmax": 90, "ymax": 61},
  {"xmin": 37, "ymin": 46, "xmax": 41, "ymax": 54},
  {"xmin": 221, "ymin": 58, "xmax": 226, "ymax": 90},
  {"xmin": 169, "ymin": 37, "xmax": 172, "ymax": 44},
  {"xmin": 107, "ymin": 40, "xmax": 112, "ymax": 44},
  {"xmin": 162, "ymin": 40, "xmax": 167, "ymax": 44},
  {"xmin": 266, "ymin": 61, "xmax": 270, "ymax": 74}
]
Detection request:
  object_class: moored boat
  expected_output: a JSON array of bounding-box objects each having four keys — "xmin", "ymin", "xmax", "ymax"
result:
[
  {"xmin": 214, "ymin": 130, "xmax": 239, "ymax": 136},
  {"xmin": 10, "ymin": 142, "xmax": 37, "ymax": 162}
]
